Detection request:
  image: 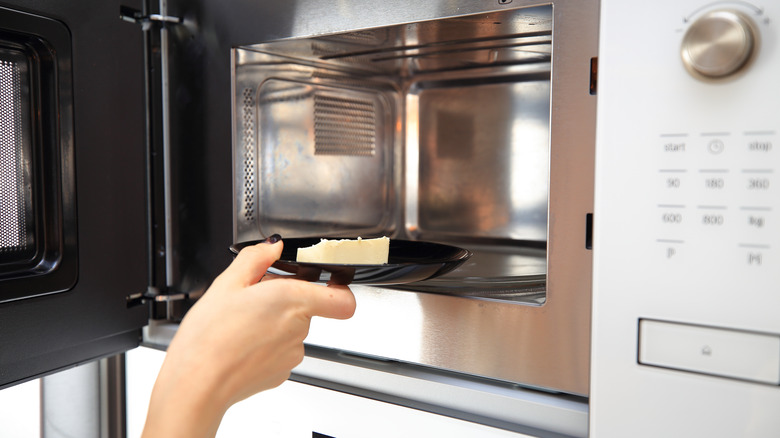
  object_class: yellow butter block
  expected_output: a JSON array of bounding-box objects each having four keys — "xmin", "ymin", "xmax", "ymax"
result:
[{"xmin": 296, "ymin": 236, "xmax": 390, "ymax": 264}]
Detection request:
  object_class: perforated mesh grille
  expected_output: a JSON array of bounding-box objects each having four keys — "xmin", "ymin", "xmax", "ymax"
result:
[
  {"xmin": 314, "ymin": 93, "xmax": 376, "ymax": 156},
  {"xmin": 241, "ymin": 88, "xmax": 256, "ymax": 222},
  {"xmin": 0, "ymin": 58, "xmax": 29, "ymax": 254}
]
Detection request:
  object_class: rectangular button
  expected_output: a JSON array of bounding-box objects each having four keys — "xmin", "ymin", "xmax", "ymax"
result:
[{"xmin": 639, "ymin": 319, "xmax": 780, "ymax": 385}]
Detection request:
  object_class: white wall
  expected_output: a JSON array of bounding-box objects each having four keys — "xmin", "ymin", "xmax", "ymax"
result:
[
  {"xmin": 0, "ymin": 378, "xmax": 41, "ymax": 437},
  {"xmin": 125, "ymin": 347, "xmax": 165, "ymax": 438}
]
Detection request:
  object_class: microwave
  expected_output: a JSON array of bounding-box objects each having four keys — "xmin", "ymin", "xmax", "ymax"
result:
[{"xmin": 1, "ymin": 0, "xmax": 778, "ymax": 436}]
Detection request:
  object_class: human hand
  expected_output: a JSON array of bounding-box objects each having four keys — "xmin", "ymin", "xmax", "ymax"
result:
[{"xmin": 141, "ymin": 237, "xmax": 356, "ymax": 438}]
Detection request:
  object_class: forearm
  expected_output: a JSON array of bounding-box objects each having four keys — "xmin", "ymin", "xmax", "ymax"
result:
[{"xmin": 141, "ymin": 356, "xmax": 231, "ymax": 438}]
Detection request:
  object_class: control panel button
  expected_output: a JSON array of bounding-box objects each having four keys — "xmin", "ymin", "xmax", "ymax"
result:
[
  {"xmin": 681, "ymin": 10, "xmax": 757, "ymax": 79},
  {"xmin": 639, "ymin": 319, "xmax": 780, "ymax": 384}
]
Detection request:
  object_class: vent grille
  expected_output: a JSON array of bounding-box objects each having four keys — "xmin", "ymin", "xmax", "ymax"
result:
[
  {"xmin": 314, "ymin": 93, "xmax": 376, "ymax": 156},
  {"xmin": 241, "ymin": 88, "xmax": 256, "ymax": 222},
  {"xmin": 0, "ymin": 59, "xmax": 28, "ymax": 254}
]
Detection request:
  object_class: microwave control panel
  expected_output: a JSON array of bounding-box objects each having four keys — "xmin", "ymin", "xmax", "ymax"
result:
[
  {"xmin": 654, "ymin": 127, "xmax": 776, "ymax": 271},
  {"xmin": 591, "ymin": 0, "xmax": 780, "ymax": 437}
]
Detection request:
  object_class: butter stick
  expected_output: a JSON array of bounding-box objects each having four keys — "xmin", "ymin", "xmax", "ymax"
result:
[{"xmin": 296, "ymin": 236, "xmax": 390, "ymax": 264}]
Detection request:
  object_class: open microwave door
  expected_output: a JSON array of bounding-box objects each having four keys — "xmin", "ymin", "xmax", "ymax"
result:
[{"xmin": 0, "ymin": 1, "xmax": 150, "ymax": 388}]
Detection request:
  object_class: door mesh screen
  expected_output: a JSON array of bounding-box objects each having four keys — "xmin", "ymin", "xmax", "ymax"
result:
[
  {"xmin": 0, "ymin": 53, "xmax": 33, "ymax": 258},
  {"xmin": 0, "ymin": 9, "xmax": 77, "ymax": 299}
]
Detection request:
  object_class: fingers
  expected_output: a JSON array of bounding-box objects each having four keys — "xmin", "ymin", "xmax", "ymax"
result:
[{"xmin": 222, "ymin": 239, "xmax": 284, "ymax": 287}]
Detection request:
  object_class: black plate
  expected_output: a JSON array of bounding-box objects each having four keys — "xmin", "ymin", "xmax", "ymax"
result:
[{"xmin": 229, "ymin": 238, "xmax": 472, "ymax": 285}]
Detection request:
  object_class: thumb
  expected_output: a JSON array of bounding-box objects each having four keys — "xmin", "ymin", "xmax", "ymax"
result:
[
  {"xmin": 304, "ymin": 284, "xmax": 357, "ymax": 320},
  {"xmin": 223, "ymin": 236, "xmax": 283, "ymax": 287}
]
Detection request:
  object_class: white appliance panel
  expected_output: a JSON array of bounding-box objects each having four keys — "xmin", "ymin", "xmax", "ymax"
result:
[{"xmin": 592, "ymin": 0, "xmax": 780, "ymax": 436}]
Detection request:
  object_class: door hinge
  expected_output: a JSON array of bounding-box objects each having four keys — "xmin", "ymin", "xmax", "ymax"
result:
[
  {"xmin": 120, "ymin": 2, "xmax": 181, "ymax": 304},
  {"xmin": 119, "ymin": 6, "xmax": 182, "ymax": 31},
  {"xmin": 126, "ymin": 287, "xmax": 204, "ymax": 322}
]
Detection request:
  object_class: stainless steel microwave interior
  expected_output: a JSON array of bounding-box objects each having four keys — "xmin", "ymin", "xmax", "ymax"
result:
[
  {"xmin": 231, "ymin": 1, "xmax": 596, "ymax": 396},
  {"xmin": 234, "ymin": 7, "xmax": 553, "ymax": 298}
]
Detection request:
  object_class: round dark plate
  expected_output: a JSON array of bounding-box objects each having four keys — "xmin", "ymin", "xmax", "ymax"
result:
[{"xmin": 229, "ymin": 237, "xmax": 472, "ymax": 285}]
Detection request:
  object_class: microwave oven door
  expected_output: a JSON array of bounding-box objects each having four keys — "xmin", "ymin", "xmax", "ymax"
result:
[{"xmin": 0, "ymin": 1, "xmax": 150, "ymax": 388}]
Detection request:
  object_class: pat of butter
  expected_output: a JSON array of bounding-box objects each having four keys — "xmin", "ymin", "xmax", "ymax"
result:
[{"xmin": 296, "ymin": 236, "xmax": 390, "ymax": 264}]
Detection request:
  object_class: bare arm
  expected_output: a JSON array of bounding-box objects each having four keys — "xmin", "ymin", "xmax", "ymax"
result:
[{"xmin": 141, "ymin": 238, "xmax": 356, "ymax": 438}]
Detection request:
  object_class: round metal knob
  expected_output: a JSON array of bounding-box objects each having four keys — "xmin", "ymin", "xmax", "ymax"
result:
[{"xmin": 681, "ymin": 10, "xmax": 757, "ymax": 79}]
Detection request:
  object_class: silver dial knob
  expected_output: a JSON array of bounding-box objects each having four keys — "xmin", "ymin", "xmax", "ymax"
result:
[{"xmin": 681, "ymin": 10, "xmax": 757, "ymax": 79}]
